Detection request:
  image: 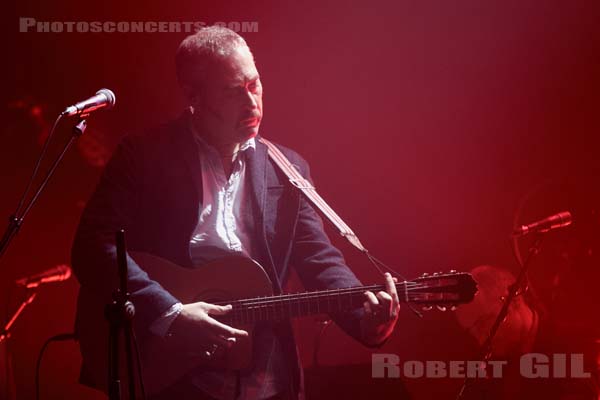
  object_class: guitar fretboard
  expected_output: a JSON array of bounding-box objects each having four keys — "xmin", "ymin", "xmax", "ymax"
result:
[{"xmin": 217, "ymin": 279, "xmax": 464, "ymax": 325}]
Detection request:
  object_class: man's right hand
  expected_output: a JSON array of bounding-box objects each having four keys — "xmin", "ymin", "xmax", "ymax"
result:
[{"xmin": 168, "ymin": 301, "xmax": 248, "ymax": 355}]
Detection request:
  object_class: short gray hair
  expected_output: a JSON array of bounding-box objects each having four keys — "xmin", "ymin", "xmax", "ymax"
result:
[{"xmin": 175, "ymin": 26, "xmax": 250, "ymax": 89}]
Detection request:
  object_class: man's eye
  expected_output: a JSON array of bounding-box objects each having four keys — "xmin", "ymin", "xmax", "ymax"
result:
[{"xmin": 249, "ymin": 82, "xmax": 261, "ymax": 94}]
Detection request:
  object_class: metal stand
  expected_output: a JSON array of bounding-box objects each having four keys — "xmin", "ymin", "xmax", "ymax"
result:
[
  {"xmin": 456, "ymin": 234, "xmax": 544, "ymax": 399},
  {"xmin": 0, "ymin": 114, "xmax": 86, "ymax": 398},
  {"xmin": 1, "ymin": 275, "xmax": 75, "ymax": 399},
  {"xmin": 0, "ymin": 289, "xmax": 38, "ymax": 344},
  {"xmin": 105, "ymin": 230, "xmax": 138, "ymax": 400},
  {"xmin": 0, "ymin": 117, "xmax": 87, "ymax": 261},
  {"xmin": 0, "ymin": 288, "xmax": 39, "ymax": 400}
]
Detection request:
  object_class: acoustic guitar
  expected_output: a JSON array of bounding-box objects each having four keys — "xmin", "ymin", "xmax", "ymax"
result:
[{"xmin": 80, "ymin": 252, "xmax": 477, "ymax": 395}]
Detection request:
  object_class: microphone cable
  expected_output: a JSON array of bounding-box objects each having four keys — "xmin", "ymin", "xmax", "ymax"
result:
[{"xmin": 35, "ymin": 332, "xmax": 75, "ymax": 400}]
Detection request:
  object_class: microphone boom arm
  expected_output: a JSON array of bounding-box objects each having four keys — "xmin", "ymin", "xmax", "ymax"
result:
[
  {"xmin": 0, "ymin": 117, "xmax": 88, "ymax": 264},
  {"xmin": 0, "ymin": 288, "xmax": 37, "ymax": 343}
]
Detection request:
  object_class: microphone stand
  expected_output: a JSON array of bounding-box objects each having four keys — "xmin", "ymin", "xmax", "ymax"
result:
[
  {"xmin": 0, "ymin": 288, "xmax": 38, "ymax": 344},
  {"xmin": 105, "ymin": 230, "xmax": 138, "ymax": 400},
  {"xmin": 456, "ymin": 233, "xmax": 544, "ymax": 400},
  {"xmin": 0, "ymin": 117, "xmax": 88, "ymax": 261},
  {"xmin": 0, "ymin": 273, "xmax": 74, "ymax": 400},
  {"xmin": 0, "ymin": 287, "xmax": 37, "ymax": 400}
]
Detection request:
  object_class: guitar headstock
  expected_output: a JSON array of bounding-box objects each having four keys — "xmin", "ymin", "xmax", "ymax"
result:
[{"xmin": 407, "ymin": 270, "xmax": 477, "ymax": 310}]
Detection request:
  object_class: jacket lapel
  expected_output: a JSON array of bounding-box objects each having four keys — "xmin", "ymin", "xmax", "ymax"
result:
[
  {"xmin": 246, "ymin": 136, "xmax": 282, "ymax": 293},
  {"xmin": 246, "ymin": 136, "xmax": 267, "ymax": 219}
]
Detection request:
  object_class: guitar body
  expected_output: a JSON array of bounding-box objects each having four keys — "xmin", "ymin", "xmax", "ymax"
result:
[
  {"xmin": 131, "ymin": 252, "xmax": 275, "ymax": 395},
  {"xmin": 130, "ymin": 252, "xmax": 274, "ymax": 307},
  {"xmin": 77, "ymin": 252, "xmax": 275, "ymax": 396}
]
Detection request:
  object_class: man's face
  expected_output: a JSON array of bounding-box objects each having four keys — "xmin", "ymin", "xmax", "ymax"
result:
[{"xmin": 189, "ymin": 46, "xmax": 263, "ymax": 144}]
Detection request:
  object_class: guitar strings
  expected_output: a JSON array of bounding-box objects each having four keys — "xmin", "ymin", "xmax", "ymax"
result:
[
  {"xmin": 213, "ymin": 278, "xmax": 458, "ymax": 305},
  {"xmin": 212, "ymin": 282, "xmax": 423, "ymax": 307},
  {"xmin": 209, "ymin": 272, "xmax": 466, "ymax": 325},
  {"xmin": 213, "ymin": 281, "xmax": 458, "ymax": 308},
  {"xmin": 221, "ymin": 291, "xmax": 454, "ymax": 324}
]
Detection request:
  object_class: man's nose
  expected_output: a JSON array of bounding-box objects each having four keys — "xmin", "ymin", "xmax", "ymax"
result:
[{"xmin": 242, "ymin": 88, "xmax": 258, "ymax": 109}]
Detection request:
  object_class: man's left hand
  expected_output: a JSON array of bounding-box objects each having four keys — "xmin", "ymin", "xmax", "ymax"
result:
[{"xmin": 360, "ymin": 272, "xmax": 400, "ymax": 346}]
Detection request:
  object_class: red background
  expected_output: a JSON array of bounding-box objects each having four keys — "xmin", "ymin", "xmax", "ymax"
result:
[{"xmin": 2, "ymin": 1, "xmax": 600, "ymax": 398}]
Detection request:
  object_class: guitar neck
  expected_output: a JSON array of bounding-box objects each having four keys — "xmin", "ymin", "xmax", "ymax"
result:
[{"xmin": 219, "ymin": 281, "xmax": 438, "ymax": 325}]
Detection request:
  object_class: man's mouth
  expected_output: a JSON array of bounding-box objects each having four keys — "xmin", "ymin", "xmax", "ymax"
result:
[{"xmin": 239, "ymin": 117, "xmax": 260, "ymax": 128}]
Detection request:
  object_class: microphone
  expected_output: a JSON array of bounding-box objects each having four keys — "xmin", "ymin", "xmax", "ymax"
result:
[
  {"xmin": 513, "ymin": 211, "xmax": 572, "ymax": 237},
  {"xmin": 15, "ymin": 265, "xmax": 72, "ymax": 288},
  {"xmin": 61, "ymin": 89, "xmax": 116, "ymax": 117}
]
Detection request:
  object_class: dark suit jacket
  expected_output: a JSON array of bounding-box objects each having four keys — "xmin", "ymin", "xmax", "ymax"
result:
[{"xmin": 71, "ymin": 112, "xmax": 367, "ymax": 398}]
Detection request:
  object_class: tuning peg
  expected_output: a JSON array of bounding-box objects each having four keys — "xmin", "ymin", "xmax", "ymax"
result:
[
  {"xmin": 432, "ymin": 272, "xmax": 439, "ymax": 276},
  {"xmin": 450, "ymin": 305, "xmax": 457, "ymax": 311},
  {"xmin": 421, "ymin": 272, "xmax": 430, "ymax": 277},
  {"xmin": 422, "ymin": 305, "xmax": 432, "ymax": 311},
  {"xmin": 437, "ymin": 305, "xmax": 447, "ymax": 312},
  {"xmin": 450, "ymin": 269, "xmax": 457, "ymax": 273}
]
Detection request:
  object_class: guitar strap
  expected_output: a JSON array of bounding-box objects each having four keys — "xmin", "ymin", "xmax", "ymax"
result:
[{"xmin": 258, "ymin": 137, "xmax": 368, "ymax": 253}]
